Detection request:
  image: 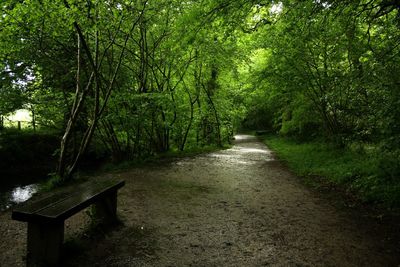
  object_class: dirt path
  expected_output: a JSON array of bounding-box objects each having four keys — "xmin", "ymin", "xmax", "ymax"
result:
[{"xmin": 1, "ymin": 134, "xmax": 399, "ymax": 266}]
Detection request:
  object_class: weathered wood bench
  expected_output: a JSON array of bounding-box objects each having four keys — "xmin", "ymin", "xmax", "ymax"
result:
[{"xmin": 12, "ymin": 178, "xmax": 125, "ymax": 267}]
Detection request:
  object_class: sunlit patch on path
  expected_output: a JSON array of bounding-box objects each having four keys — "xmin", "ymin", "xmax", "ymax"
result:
[{"xmin": 198, "ymin": 134, "xmax": 275, "ymax": 166}]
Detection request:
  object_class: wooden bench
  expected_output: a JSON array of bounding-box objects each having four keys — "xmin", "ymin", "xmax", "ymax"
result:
[{"xmin": 12, "ymin": 178, "xmax": 125, "ymax": 267}]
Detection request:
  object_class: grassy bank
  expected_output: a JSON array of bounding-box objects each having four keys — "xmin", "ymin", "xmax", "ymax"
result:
[{"xmin": 262, "ymin": 135, "xmax": 400, "ymax": 210}]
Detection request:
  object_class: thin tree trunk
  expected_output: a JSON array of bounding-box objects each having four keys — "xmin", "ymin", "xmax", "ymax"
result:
[
  {"xmin": 31, "ymin": 108, "xmax": 36, "ymax": 132},
  {"xmin": 202, "ymin": 84, "xmax": 222, "ymax": 147},
  {"xmin": 180, "ymin": 81, "xmax": 197, "ymax": 151}
]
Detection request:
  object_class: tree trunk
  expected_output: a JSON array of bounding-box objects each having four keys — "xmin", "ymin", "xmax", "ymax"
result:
[{"xmin": 31, "ymin": 108, "xmax": 36, "ymax": 132}]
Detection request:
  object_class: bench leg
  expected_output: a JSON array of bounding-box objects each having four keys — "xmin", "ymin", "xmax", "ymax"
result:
[
  {"xmin": 92, "ymin": 191, "xmax": 118, "ymax": 225},
  {"xmin": 27, "ymin": 221, "xmax": 64, "ymax": 267}
]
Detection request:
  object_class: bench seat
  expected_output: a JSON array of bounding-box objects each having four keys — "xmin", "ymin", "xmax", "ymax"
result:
[
  {"xmin": 12, "ymin": 179, "xmax": 125, "ymax": 223},
  {"xmin": 12, "ymin": 178, "xmax": 125, "ymax": 267}
]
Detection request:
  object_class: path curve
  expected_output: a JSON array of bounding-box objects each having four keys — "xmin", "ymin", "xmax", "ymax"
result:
[{"xmin": 0, "ymin": 135, "xmax": 398, "ymax": 266}]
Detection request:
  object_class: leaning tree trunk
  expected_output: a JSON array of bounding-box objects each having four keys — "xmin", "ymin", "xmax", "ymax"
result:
[{"xmin": 57, "ymin": 1, "xmax": 143, "ymax": 181}]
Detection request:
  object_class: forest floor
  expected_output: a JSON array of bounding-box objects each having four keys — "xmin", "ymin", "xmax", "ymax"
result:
[{"xmin": 1, "ymin": 134, "xmax": 400, "ymax": 266}]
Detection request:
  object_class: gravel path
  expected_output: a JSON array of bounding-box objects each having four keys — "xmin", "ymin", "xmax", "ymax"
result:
[{"xmin": 1, "ymin": 134, "xmax": 399, "ymax": 266}]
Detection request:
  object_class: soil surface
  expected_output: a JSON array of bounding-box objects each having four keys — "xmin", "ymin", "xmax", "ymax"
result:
[{"xmin": 1, "ymin": 134, "xmax": 399, "ymax": 266}]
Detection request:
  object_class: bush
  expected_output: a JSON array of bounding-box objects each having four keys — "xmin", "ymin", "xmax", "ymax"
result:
[
  {"xmin": 0, "ymin": 129, "xmax": 59, "ymax": 166},
  {"xmin": 0, "ymin": 129, "xmax": 60, "ymax": 187}
]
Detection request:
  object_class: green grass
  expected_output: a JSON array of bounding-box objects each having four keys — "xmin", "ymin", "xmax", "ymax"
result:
[
  {"xmin": 262, "ymin": 135, "xmax": 400, "ymax": 209},
  {"xmin": 264, "ymin": 136, "xmax": 375, "ymax": 183}
]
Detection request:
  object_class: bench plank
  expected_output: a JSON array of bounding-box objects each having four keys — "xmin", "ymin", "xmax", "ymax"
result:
[
  {"xmin": 36, "ymin": 180, "xmax": 124, "ymax": 221},
  {"xmin": 12, "ymin": 179, "xmax": 125, "ymax": 223},
  {"xmin": 11, "ymin": 189, "xmax": 76, "ymax": 219}
]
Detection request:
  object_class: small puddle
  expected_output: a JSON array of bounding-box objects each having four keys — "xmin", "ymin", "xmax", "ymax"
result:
[{"xmin": 0, "ymin": 184, "xmax": 39, "ymax": 211}]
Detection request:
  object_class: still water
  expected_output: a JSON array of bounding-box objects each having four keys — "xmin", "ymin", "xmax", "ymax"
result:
[{"xmin": 0, "ymin": 184, "xmax": 38, "ymax": 211}]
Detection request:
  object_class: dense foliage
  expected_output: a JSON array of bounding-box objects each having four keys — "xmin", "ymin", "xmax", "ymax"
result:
[
  {"xmin": 1, "ymin": 0, "xmax": 252, "ymax": 179},
  {"xmin": 1, "ymin": 0, "xmax": 399, "ymax": 203},
  {"xmin": 238, "ymin": 0, "xmax": 400, "ymax": 206}
]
